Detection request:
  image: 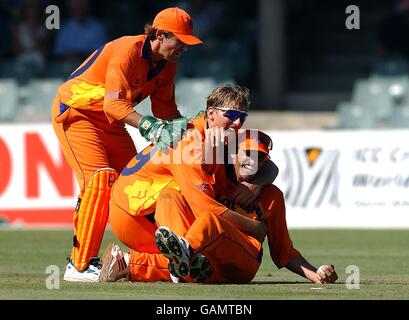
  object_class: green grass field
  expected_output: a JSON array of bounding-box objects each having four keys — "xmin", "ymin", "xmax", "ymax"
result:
[{"xmin": 0, "ymin": 229, "xmax": 408, "ymax": 300}]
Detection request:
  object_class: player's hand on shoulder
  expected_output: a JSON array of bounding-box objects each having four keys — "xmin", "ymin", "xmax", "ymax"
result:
[
  {"xmin": 138, "ymin": 115, "xmax": 188, "ymax": 150},
  {"xmin": 230, "ymin": 182, "xmax": 261, "ymax": 207}
]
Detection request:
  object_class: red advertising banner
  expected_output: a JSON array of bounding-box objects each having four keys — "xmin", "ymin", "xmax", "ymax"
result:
[{"xmin": 0, "ymin": 125, "xmax": 76, "ymax": 227}]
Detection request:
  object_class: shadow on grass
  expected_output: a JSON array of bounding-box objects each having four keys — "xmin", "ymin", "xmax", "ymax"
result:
[
  {"xmin": 250, "ymin": 280, "xmax": 347, "ymax": 286},
  {"xmin": 250, "ymin": 280, "xmax": 311, "ymax": 285}
]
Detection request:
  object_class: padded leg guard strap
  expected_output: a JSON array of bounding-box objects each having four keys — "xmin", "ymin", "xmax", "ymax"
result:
[{"xmin": 73, "ymin": 168, "xmax": 118, "ymax": 271}]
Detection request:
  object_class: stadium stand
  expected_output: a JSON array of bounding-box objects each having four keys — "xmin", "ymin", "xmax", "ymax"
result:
[
  {"xmin": 337, "ymin": 74, "xmax": 409, "ymax": 129},
  {"xmin": 15, "ymin": 79, "xmax": 62, "ymax": 123},
  {"xmin": 175, "ymin": 77, "xmax": 219, "ymax": 118},
  {"xmin": 1, "ymin": 0, "xmax": 409, "ymax": 130},
  {"xmin": 45, "ymin": 60, "xmax": 82, "ymax": 79},
  {"xmin": 108, "ymin": 77, "xmax": 226, "ymax": 120},
  {"xmin": 0, "ymin": 60, "xmax": 42, "ymax": 85},
  {"xmin": 336, "ymin": 101, "xmax": 377, "ymax": 129},
  {"xmin": 352, "ymin": 78, "xmax": 394, "ymax": 119},
  {"xmin": 0, "ymin": 79, "xmax": 18, "ymax": 122},
  {"xmin": 385, "ymin": 105, "xmax": 409, "ymax": 128},
  {"xmin": 372, "ymin": 56, "xmax": 409, "ymax": 76}
]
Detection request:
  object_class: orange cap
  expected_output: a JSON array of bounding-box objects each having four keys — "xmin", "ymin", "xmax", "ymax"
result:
[
  {"xmin": 152, "ymin": 7, "xmax": 203, "ymax": 45},
  {"xmin": 238, "ymin": 129, "xmax": 272, "ymax": 156}
]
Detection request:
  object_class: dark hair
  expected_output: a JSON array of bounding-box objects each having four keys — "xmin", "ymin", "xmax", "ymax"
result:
[
  {"xmin": 144, "ymin": 23, "xmax": 157, "ymax": 41},
  {"xmin": 144, "ymin": 23, "xmax": 173, "ymax": 41}
]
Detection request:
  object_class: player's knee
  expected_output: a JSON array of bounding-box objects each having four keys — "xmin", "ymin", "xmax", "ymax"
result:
[{"xmin": 157, "ymin": 187, "xmax": 183, "ymax": 203}]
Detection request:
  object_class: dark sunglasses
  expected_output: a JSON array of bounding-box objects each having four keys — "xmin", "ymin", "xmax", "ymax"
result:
[{"xmin": 213, "ymin": 107, "xmax": 248, "ymax": 123}]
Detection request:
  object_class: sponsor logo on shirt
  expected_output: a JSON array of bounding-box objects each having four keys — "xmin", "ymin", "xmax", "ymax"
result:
[
  {"xmin": 196, "ymin": 184, "xmax": 210, "ymax": 192},
  {"xmin": 107, "ymin": 91, "xmax": 123, "ymax": 99}
]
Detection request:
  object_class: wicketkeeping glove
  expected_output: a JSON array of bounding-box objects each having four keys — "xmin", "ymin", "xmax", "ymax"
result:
[{"xmin": 138, "ymin": 115, "xmax": 188, "ymax": 149}]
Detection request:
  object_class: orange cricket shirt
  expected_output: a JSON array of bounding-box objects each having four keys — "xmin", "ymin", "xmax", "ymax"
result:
[
  {"xmin": 56, "ymin": 35, "xmax": 180, "ymax": 124},
  {"xmin": 212, "ymin": 164, "xmax": 301, "ymax": 268},
  {"xmin": 111, "ymin": 113, "xmax": 229, "ymax": 218}
]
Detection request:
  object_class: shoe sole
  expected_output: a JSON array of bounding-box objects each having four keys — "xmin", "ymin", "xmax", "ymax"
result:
[
  {"xmin": 190, "ymin": 253, "xmax": 213, "ymax": 282},
  {"xmin": 155, "ymin": 227, "xmax": 189, "ymax": 277},
  {"xmin": 99, "ymin": 243, "xmax": 115, "ymax": 282}
]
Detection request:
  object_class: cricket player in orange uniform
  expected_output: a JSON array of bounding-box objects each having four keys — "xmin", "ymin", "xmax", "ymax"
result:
[
  {"xmin": 51, "ymin": 7, "xmax": 203, "ymax": 281},
  {"xmin": 100, "ymin": 129, "xmax": 338, "ymax": 284},
  {"xmin": 99, "ymin": 85, "xmax": 278, "ymax": 283},
  {"xmin": 207, "ymin": 130, "xmax": 338, "ymax": 284}
]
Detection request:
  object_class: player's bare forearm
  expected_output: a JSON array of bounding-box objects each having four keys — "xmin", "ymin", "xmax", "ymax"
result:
[
  {"xmin": 286, "ymin": 256, "xmax": 338, "ymax": 284},
  {"xmin": 285, "ymin": 255, "xmax": 320, "ymax": 282},
  {"xmin": 248, "ymin": 159, "xmax": 279, "ymax": 186},
  {"xmin": 122, "ymin": 111, "xmax": 143, "ymax": 128},
  {"xmin": 164, "ymin": 110, "xmax": 182, "ymax": 121},
  {"xmin": 232, "ymin": 160, "xmax": 279, "ymax": 206},
  {"xmin": 221, "ymin": 209, "xmax": 267, "ymax": 243}
]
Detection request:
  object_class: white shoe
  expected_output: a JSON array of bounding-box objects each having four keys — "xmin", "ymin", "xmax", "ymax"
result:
[
  {"xmin": 63, "ymin": 258, "xmax": 101, "ymax": 282},
  {"xmin": 99, "ymin": 244, "xmax": 130, "ymax": 282},
  {"xmin": 155, "ymin": 226, "xmax": 191, "ymax": 278},
  {"xmin": 170, "ymin": 273, "xmax": 181, "ymax": 284}
]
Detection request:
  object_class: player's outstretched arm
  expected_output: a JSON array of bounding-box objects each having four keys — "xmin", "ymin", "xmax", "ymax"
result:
[{"xmin": 285, "ymin": 255, "xmax": 338, "ymax": 284}]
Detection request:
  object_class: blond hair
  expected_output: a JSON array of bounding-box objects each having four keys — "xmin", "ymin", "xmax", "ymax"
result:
[{"xmin": 206, "ymin": 84, "xmax": 250, "ymax": 112}]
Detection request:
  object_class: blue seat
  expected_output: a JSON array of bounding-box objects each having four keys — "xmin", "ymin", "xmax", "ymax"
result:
[
  {"xmin": 336, "ymin": 102, "xmax": 377, "ymax": 129},
  {"xmin": 385, "ymin": 105, "xmax": 409, "ymax": 128},
  {"xmin": 0, "ymin": 60, "xmax": 42, "ymax": 85},
  {"xmin": 372, "ymin": 56, "xmax": 409, "ymax": 76},
  {"xmin": 46, "ymin": 61, "xmax": 82, "ymax": 79},
  {"xmin": 353, "ymin": 79, "xmax": 388, "ymax": 118},
  {"xmin": 17, "ymin": 79, "xmax": 62, "ymax": 122},
  {"xmin": 0, "ymin": 79, "xmax": 18, "ymax": 122}
]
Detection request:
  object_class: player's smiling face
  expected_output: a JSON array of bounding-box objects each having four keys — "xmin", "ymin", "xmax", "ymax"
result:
[
  {"xmin": 159, "ymin": 33, "xmax": 187, "ymax": 62},
  {"xmin": 234, "ymin": 150, "xmax": 268, "ymax": 181}
]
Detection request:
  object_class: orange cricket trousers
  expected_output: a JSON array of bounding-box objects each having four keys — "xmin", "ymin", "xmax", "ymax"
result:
[
  {"xmin": 178, "ymin": 184, "xmax": 300, "ymax": 281},
  {"xmin": 51, "ymin": 95, "xmax": 137, "ymax": 259},
  {"xmin": 110, "ymin": 184, "xmax": 301, "ymax": 283},
  {"xmin": 51, "ymin": 96, "xmax": 136, "ymax": 194},
  {"xmin": 109, "ymin": 186, "xmax": 169, "ymax": 282},
  {"xmin": 110, "ymin": 187, "xmax": 262, "ymax": 283}
]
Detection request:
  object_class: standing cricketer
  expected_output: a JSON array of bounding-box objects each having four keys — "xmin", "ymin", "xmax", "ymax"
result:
[{"xmin": 51, "ymin": 7, "xmax": 203, "ymax": 281}]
